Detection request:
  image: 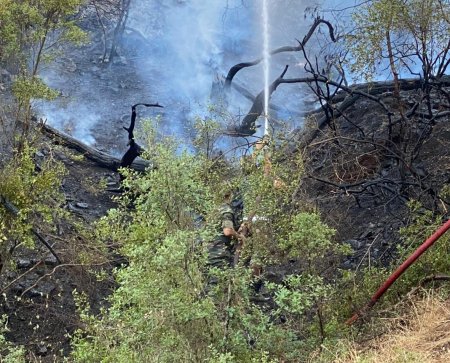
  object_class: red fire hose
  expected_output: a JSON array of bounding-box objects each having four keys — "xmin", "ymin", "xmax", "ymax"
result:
[{"xmin": 346, "ymin": 218, "xmax": 450, "ymax": 325}]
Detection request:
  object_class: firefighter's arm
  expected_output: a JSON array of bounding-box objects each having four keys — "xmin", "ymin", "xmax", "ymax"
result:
[
  {"xmin": 222, "ymin": 212, "xmax": 245, "ymax": 241},
  {"xmin": 223, "ymin": 227, "xmax": 246, "ymax": 242}
]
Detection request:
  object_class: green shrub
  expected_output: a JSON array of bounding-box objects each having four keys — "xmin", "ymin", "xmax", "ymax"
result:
[{"xmin": 70, "ymin": 124, "xmax": 349, "ymax": 362}]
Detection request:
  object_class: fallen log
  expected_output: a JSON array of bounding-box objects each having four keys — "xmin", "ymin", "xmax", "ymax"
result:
[
  {"xmin": 40, "ymin": 103, "xmax": 162, "ymax": 174},
  {"xmin": 295, "ymin": 75, "xmax": 450, "ymax": 148},
  {"xmin": 330, "ymin": 75, "xmax": 450, "ymax": 103},
  {"xmin": 39, "ymin": 122, "xmax": 148, "ymax": 172}
]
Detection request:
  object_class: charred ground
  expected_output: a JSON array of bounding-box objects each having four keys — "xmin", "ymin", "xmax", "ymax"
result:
[{"xmin": 0, "ymin": 81, "xmax": 448, "ymax": 360}]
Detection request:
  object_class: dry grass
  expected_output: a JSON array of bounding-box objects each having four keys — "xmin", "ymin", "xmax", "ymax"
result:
[{"xmin": 330, "ymin": 292, "xmax": 450, "ymax": 363}]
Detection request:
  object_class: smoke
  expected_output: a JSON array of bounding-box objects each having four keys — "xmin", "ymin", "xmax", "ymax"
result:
[
  {"xmin": 126, "ymin": 0, "xmax": 317, "ymax": 141},
  {"xmin": 38, "ymin": 101, "xmax": 98, "ymax": 146},
  {"xmin": 36, "ymin": 0, "xmax": 355, "ymax": 153},
  {"xmin": 127, "ymin": 0, "xmax": 260, "ymax": 131}
]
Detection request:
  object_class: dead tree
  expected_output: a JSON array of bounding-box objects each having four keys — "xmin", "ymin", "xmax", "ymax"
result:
[
  {"xmin": 231, "ymin": 65, "xmax": 289, "ymax": 135},
  {"xmin": 108, "ymin": 0, "xmax": 132, "ymax": 63},
  {"xmin": 119, "ymin": 103, "xmax": 163, "ymax": 178},
  {"xmin": 88, "ymin": 0, "xmax": 132, "ymax": 63},
  {"xmin": 224, "ymin": 17, "xmax": 336, "ymax": 89},
  {"xmin": 226, "ymin": 17, "xmax": 337, "ymax": 136}
]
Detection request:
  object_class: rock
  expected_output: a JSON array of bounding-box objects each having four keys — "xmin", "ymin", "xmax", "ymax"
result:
[
  {"xmin": 342, "ymin": 260, "xmax": 353, "ymax": 269},
  {"xmin": 17, "ymin": 258, "xmax": 32, "ymax": 269},
  {"xmin": 6, "ymin": 271, "xmax": 17, "ymax": 279},
  {"xmin": 63, "ymin": 58, "xmax": 77, "ymax": 72},
  {"xmin": 75, "ymin": 202, "xmax": 89, "ymax": 209},
  {"xmin": 347, "ymin": 239, "xmax": 364, "ymax": 250},
  {"xmin": 68, "ymin": 203, "xmax": 83, "ymax": 215},
  {"xmin": 372, "ymin": 248, "xmax": 380, "ymax": 258},
  {"xmin": 37, "ymin": 343, "xmax": 48, "ymax": 356},
  {"xmin": 44, "ymin": 254, "xmax": 58, "ymax": 266},
  {"xmin": 360, "ymin": 229, "xmax": 373, "ymax": 238},
  {"xmin": 1, "ymin": 69, "xmax": 11, "ymax": 83},
  {"xmin": 381, "ymin": 168, "xmax": 390, "ymax": 176},
  {"xmin": 26, "ymin": 281, "xmax": 56, "ymax": 298}
]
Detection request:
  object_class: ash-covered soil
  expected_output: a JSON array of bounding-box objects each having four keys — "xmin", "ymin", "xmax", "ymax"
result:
[
  {"xmin": 0, "ymin": 6, "xmax": 448, "ymax": 361},
  {"xmin": 302, "ymin": 94, "xmax": 450, "ymax": 270},
  {"xmin": 0, "ymin": 87, "xmax": 448, "ymax": 360},
  {"xmin": 0, "ymin": 142, "xmax": 121, "ymax": 362}
]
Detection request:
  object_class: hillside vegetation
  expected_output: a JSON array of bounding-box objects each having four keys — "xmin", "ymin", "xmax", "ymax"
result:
[{"xmin": 0, "ymin": 0, "xmax": 449, "ymax": 362}]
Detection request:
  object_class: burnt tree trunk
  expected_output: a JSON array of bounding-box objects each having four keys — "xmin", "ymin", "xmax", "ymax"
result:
[
  {"xmin": 120, "ymin": 103, "xmax": 162, "ymax": 166},
  {"xmin": 232, "ymin": 65, "xmax": 289, "ymax": 135}
]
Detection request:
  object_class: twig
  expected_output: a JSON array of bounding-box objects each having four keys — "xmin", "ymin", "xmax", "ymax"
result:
[
  {"xmin": 407, "ymin": 274, "xmax": 450, "ymax": 297},
  {"xmin": 0, "ymin": 195, "xmax": 62, "ymax": 264},
  {"xmin": 20, "ymin": 261, "xmax": 111, "ymax": 298},
  {"xmin": 0, "ymin": 261, "xmax": 43, "ymax": 295},
  {"xmin": 32, "ymin": 229, "xmax": 61, "ymax": 264},
  {"xmin": 223, "ymin": 276, "xmax": 233, "ymax": 351}
]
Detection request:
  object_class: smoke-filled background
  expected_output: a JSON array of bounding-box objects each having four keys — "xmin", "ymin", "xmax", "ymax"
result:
[{"xmin": 36, "ymin": 0, "xmax": 357, "ymax": 155}]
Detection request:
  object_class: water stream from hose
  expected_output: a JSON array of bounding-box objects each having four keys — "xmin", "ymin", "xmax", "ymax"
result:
[{"xmin": 262, "ymin": 0, "xmax": 270, "ymax": 136}]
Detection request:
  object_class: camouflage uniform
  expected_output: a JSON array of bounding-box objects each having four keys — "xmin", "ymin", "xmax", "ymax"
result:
[{"xmin": 207, "ymin": 203, "xmax": 241, "ymax": 269}]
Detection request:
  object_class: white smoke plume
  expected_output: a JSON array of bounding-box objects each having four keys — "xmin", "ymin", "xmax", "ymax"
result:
[{"xmin": 37, "ymin": 0, "xmax": 357, "ymax": 153}]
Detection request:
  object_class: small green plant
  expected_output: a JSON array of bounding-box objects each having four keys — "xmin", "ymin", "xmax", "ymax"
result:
[
  {"xmin": 0, "ymin": 143, "xmax": 66, "ymax": 269},
  {"xmin": 193, "ymin": 116, "xmax": 221, "ymax": 158},
  {"xmin": 0, "ymin": 315, "xmax": 26, "ymax": 363}
]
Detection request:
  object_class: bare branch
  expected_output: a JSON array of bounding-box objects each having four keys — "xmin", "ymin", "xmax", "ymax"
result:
[
  {"xmin": 231, "ymin": 65, "xmax": 289, "ymax": 135},
  {"xmin": 225, "ymin": 17, "xmax": 336, "ymax": 88},
  {"xmin": 120, "ymin": 103, "xmax": 163, "ymax": 171}
]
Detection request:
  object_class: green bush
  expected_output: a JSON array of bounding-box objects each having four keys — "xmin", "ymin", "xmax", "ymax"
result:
[
  {"xmin": 70, "ymin": 124, "xmax": 349, "ymax": 362},
  {"xmin": 0, "ymin": 144, "xmax": 66, "ymax": 265}
]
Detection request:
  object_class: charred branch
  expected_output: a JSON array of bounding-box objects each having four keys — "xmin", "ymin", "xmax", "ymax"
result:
[
  {"xmin": 119, "ymin": 103, "xmax": 163, "ymax": 172},
  {"xmin": 225, "ymin": 17, "xmax": 336, "ymax": 89},
  {"xmin": 233, "ymin": 71, "xmax": 393, "ymax": 136},
  {"xmin": 231, "ymin": 65, "xmax": 289, "ymax": 135},
  {"xmin": 225, "ymin": 45, "xmax": 301, "ymax": 89},
  {"xmin": 231, "ymin": 81, "xmax": 303, "ymax": 116}
]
